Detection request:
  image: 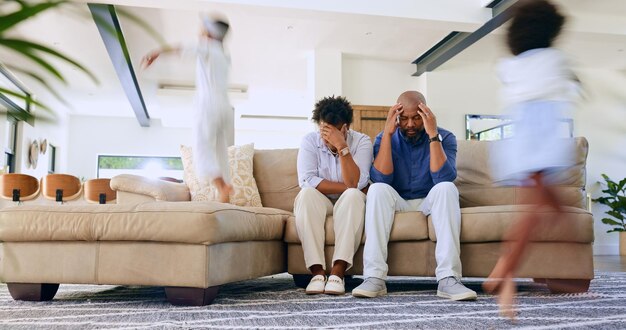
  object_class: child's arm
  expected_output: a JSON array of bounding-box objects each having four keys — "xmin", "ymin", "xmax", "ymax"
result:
[{"xmin": 141, "ymin": 45, "xmax": 182, "ymax": 69}]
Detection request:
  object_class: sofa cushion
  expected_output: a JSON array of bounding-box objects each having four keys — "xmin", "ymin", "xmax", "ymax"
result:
[
  {"xmin": 428, "ymin": 205, "xmax": 594, "ymax": 243},
  {"xmin": 458, "ymin": 186, "xmax": 586, "ymax": 209},
  {"xmin": 253, "ymin": 149, "xmax": 300, "ymax": 212},
  {"xmin": 181, "ymin": 143, "xmax": 263, "ymax": 207},
  {"xmin": 284, "ymin": 211, "xmax": 429, "ymax": 244},
  {"xmin": 455, "ymin": 137, "xmax": 588, "ymax": 208},
  {"xmin": 0, "ymin": 202, "xmax": 289, "ymax": 245}
]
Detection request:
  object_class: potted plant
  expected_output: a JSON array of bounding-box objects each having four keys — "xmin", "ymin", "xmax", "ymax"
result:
[{"xmin": 593, "ymin": 174, "xmax": 626, "ymax": 255}]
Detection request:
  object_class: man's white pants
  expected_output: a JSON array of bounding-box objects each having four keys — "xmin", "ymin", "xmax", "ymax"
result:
[
  {"xmin": 363, "ymin": 182, "xmax": 462, "ymax": 281},
  {"xmin": 294, "ymin": 187, "xmax": 366, "ymax": 270}
]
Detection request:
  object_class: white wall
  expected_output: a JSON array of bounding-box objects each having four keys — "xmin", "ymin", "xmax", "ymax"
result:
[
  {"xmin": 427, "ymin": 62, "xmax": 626, "ymax": 255},
  {"xmin": 67, "ymin": 116, "xmax": 192, "ymax": 180},
  {"xmin": 425, "ymin": 61, "xmax": 502, "ymax": 137},
  {"xmin": 575, "ymin": 68, "xmax": 626, "ymax": 255},
  {"xmin": 342, "ymin": 56, "xmax": 426, "ymax": 106},
  {"xmin": 15, "ymin": 112, "xmax": 70, "ymax": 178}
]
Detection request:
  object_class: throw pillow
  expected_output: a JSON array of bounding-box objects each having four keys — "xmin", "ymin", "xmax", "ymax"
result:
[{"xmin": 180, "ymin": 143, "xmax": 263, "ymax": 207}]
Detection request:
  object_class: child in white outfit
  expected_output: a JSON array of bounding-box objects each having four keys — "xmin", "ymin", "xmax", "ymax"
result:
[
  {"xmin": 484, "ymin": 0, "xmax": 581, "ymax": 320},
  {"xmin": 142, "ymin": 15, "xmax": 233, "ymax": 203}
]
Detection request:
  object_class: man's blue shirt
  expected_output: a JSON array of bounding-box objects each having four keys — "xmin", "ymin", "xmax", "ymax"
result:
[{"xmin": 370, "ymin": 127, "xmax": 457, "ymax": 200}]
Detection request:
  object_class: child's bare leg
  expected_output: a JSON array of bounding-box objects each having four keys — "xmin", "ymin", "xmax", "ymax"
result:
[
  {"xmin": 212, "ymin": 177, "xmax": 233, "ymax": 203},
  {"xmin": 498, "ymin": 273, "xmax": 518, "ymax": 320},
  {"xmin": 484, "ymin": 172, "xmax": 567, "ymax": 319}
]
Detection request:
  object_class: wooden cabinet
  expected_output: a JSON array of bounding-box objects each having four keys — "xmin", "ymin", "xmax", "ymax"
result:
[{"xmin": 351, "ymin": 105, "xmax": 389, "ymax": 142}]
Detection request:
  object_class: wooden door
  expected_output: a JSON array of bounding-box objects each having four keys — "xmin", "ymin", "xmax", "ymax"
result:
[{"xmin": 352, "ymin": 105, "xmax": 389, "ymax": 142}]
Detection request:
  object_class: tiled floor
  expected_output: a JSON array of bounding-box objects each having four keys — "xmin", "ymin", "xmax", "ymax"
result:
[{"xmin": 594, "ymin": 255, "xmax": 626, "ymax": 272}]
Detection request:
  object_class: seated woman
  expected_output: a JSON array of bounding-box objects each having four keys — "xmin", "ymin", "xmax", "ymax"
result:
[{"xmin": 295, "ymin": 96, "xmax": 373, "ymax": 295}]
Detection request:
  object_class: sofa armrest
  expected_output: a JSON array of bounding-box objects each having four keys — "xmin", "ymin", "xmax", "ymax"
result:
[{"xmin": 110, "ymin": 174, "xmax": 190, "ymax": 203}]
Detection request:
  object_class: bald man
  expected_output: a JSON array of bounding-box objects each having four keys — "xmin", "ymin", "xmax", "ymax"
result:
[{"xmin": 352, "ymin": 91, "xmax": 477, "ymax": 301}]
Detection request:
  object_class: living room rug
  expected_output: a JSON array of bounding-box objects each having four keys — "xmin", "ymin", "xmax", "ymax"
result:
[{"xmin": 1, "ymin": 271, "xmax": 625, "ymax": 329}]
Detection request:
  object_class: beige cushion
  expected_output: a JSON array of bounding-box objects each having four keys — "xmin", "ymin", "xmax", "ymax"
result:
[
  {"xmin": 284, "ymin": 211, "xmax": 429, "ymax": 244},
  {"xmin": 253, "ymin": 149, "xmax": 300, "ymax": 212},
  {"xmin": 454, "ymin": 137, "xmax": 588, "ymax": 208},
  {"xmin": 428, "ymin": 205, "xmax": 594, "ymax": 243},
  {"xmin": 0, "ymin": 203, "xmax": 289, "ymax": 245},
  {"xmin": 111, "ymin": 174, "xmax": 190, "ymax": 202},
  {"xmin": 458, "ymin": 186, "xmax": 586, "ymax": 209},
  {"xmin": 181, "ymin": 143, "xmax": 263, "ymax": 207}
]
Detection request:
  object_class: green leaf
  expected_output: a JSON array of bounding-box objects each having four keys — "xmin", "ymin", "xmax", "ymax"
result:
[
  {"xmin": 618, "ymin": 177, "xmax": 626, "ymax": 190},
  {"xmin": 0, "ymin": 1, "xmax": 66, "ymax": 33},
  {"xmin": 0, "ymin": 38, "xmax": 98, "ymax": 83},
  {"xmin": 4, "ymin": 64, "xmax": 68, "ymax": 105},
  {"xmin": 606, "ymin": 210, "xmax": 625, "ymax": 221},
  {"xmin": 601, "ymin": 218, "xmax": 622, "ymax": 226},
  {"xmin": 0, "ymin": 86, "xmax": 50, "ymax": 111},
  {"xmin": 0, "ymin": 40, "xmax": 66, "ymax": 82},
  {"xmin": 592, "ymin": 196, "xmax": 610, "ymax": 204}
]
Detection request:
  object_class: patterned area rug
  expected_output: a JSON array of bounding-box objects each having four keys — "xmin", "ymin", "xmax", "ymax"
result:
[{"xmin": 1, "ymin": 272, "xmax": 626, "ymax": 329}]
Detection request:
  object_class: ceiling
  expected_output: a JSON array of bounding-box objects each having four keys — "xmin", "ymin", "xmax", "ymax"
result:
[{"xmin": 2, "ymin": 0, "xmax": 625, "ymax": 122}]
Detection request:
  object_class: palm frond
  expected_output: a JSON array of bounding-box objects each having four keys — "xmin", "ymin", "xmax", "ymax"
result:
[
  {"xmin": 0, "ymin": 86, "xmax": 50, "ymax": 111},
  {"xmin": 4, "ymin": 64, "xmax": 68, "ymax": 105},
  {"xmin": 0, "ymin": 38, "xmax": 98, "ymax": 83},
  {"xmin": 1, "ymin": 42, "xmax": 66, "ymax": 83},
  {"xmin": 0, "ymin": 1, "xmax": 66, "ymax": 33}
]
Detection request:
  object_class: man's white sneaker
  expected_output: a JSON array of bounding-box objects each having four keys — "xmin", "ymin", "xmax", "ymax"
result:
[
  {"xmin": 305, "ymin": 275, "xmax": 326, "ymax": 295},
  {"xmin": 324, "ymin": 275, "xmax": 345, "ymax": 295},
  {"xmin": 437, "ymin": 276, "xmax": 477, "ymax": 301},
  {"xmin": 352, "ymin": 277, "xmax": 387, "ymax": 298}
]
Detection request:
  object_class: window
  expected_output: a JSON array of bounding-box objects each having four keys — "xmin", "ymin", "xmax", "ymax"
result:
[
  {"xmin": 48, "ymin": 144, "xmax": 56, "ymax": 174},
  {"xmin": 466, "ymin": 114, "xmax": 573, "ymax": 141},
  {"xmin": 97, "ymin": 155, "xmax": 184, "ymax": 181},
  {"xmin": 3, "ymin": 115, "xmax": 18, "ymax": 173}
]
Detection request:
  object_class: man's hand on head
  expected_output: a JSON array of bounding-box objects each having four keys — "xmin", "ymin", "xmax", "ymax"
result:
[
  {"xmin": 417, "ymin": 103, "xmax": 438, "ymax": 138},
  {"xmin": 384, "ymin": 103, "xmax": 403, "ymax": 137}
]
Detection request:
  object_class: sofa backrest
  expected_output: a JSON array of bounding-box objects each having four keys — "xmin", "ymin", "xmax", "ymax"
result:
[
  {"xmin": 454, "ymin": 137, "xmax": 588, "ymax": 209},
  {"xmin": 253, "ymin": 148, "xmax": 300, "ymax": 212},
  {"xmin": 253, "ymin": 137, "xmax": 588, "ymax": 211}
]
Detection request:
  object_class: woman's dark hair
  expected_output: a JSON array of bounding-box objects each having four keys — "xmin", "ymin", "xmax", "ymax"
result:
[
  {"xmin": 506, "ymin": 0, "xmax": 565, "ymax": 55},
  {"xmin": 311, "ymin": 96, "xmax": 353, "ymax": 126}
]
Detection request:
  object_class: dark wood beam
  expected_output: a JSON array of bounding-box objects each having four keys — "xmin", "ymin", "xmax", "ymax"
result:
[
  {"xmin": 89, "ymin": 4, "xmax": 150, "ymax": 127},
  {"xmin": 412, "ymin": 0, "xmax": 519, "ymax": 76}
]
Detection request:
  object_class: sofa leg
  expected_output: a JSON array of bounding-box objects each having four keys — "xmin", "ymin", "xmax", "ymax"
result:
[
  {"xmin": 545, "ymin": 279, "xmax": 590, "ymax": 294},
  {"xmin": 292, "ymin": 274, "xmax": 312, "ymax": 289},
  {"xmin": 7, "ymin": 283, "xmax": 60, "ymax": 301},
  {"xmin": 165, "ymin": 286, "xmax": 220, "ymax": 306}
]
